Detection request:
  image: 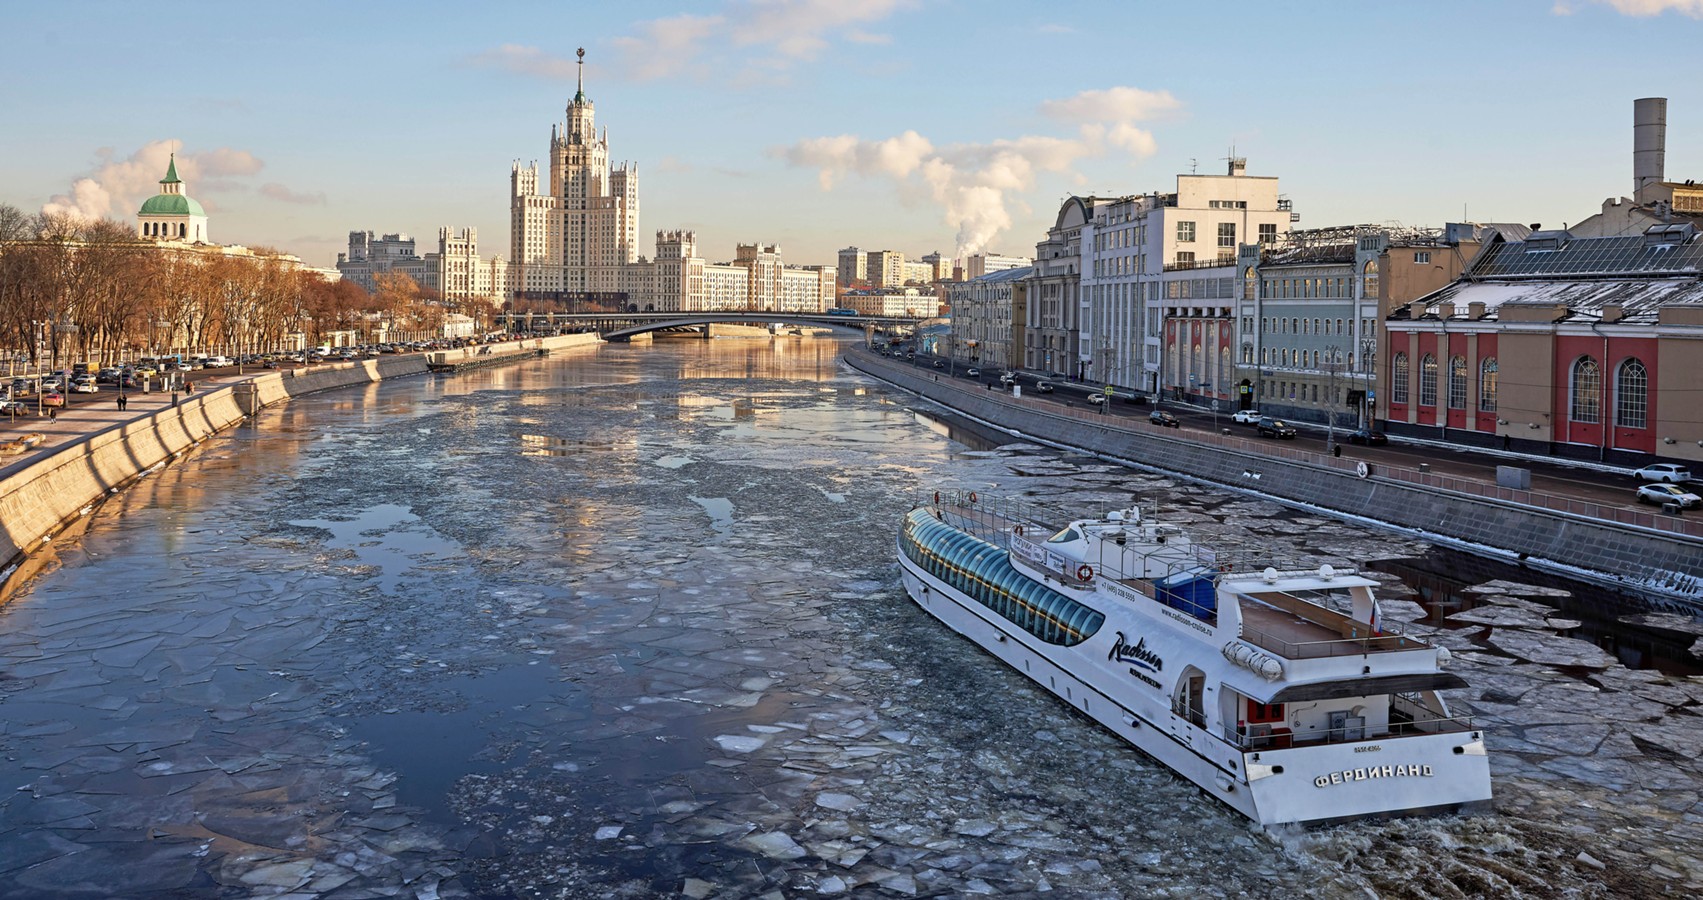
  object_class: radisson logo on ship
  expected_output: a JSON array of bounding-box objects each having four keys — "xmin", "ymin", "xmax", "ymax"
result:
[{"xmin": 1108, "ymin": 632, "xmax": 1163, "ymax": 672}]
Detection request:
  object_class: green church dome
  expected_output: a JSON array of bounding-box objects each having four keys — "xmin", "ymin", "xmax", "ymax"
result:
[{"xmin": 139, "ymin": 193, "xmax": 206, "ymax": 217}]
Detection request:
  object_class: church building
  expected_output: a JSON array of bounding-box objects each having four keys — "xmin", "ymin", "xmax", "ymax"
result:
[{"xmin": 137, "ymin": 154, "xmax": 209, "ymax": 243}]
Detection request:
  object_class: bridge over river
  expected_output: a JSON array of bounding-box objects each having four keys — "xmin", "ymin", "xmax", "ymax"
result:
[{"xmin": 496, "ymin": 310, "xmax": 931, "ymax": 341}]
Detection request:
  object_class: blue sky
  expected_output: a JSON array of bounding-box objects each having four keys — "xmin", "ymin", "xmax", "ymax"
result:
[{"xmin": 5, "ymin": 0, "xmax": 1701, "ymax": 269}]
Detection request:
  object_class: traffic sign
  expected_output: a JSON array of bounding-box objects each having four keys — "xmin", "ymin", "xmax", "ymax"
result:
[{"xmin": 1103, "ymin": 386, "xmax": 1114, "ymax": 396}]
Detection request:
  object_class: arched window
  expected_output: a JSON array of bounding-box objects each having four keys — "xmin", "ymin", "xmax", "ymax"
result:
[
  {"xmin": 1419, "ymin": 354, "xmax": 1438, "ymax": 406},
  {"xmin": 1447, "ymin": 356, "xmax": 1467, "ymax": 409},
  {"xmin": 1362, "ymin": 259, "xmax": 1379, "ymax": 298},
  {"xmin": 1392, "ymin": 352, "xmax": 1409, "ymax": 404},
  {"xmin": 1616, "ymin": 358, "xmax": 1647, "ymax": 428},
  {"xmin": 1242, "ymin": 343, "xmax": 1253, "ymax": 364},
  {"xmin": 1570, "ymin": 356, "xmax": 1601, "ymax": 423},
  {"xmin": 1479, "ymin": 358, "xmax": 1498, "ymax": 412},
  {"xmin": 1281, "ymin": 348, "xmax": 1290, "ymax": 366},
  {"xmin": 1244, "ymin": 268, "xmax": 1257, "ymax": 300}
]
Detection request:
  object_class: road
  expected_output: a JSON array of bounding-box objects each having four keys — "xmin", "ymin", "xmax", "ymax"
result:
[{"xmin": 880, "ymin": 347, "xmax": 1686, "ymax": 516}]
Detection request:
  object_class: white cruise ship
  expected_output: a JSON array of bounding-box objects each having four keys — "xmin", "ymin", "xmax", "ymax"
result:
[{"xmin": 896, "ymin": 491, "xmax": 1492, "ymax": 826}]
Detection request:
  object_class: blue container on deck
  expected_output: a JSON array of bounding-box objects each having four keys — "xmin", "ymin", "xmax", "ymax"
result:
[{"xmin": 1156, "ymin": 572, "xmax": 1217, "ymax": 619}]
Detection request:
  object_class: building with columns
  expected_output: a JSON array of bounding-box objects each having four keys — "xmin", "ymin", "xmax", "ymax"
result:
[
  {"xmin": 1078, "ymin": 159, "xmax": 1292, "ymax": 395},
  {"xmin": 136, "ymin": 155, "xmax": 209, "ymax": 244}
]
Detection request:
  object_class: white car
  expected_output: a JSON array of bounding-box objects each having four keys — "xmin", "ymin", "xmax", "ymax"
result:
[
  {"xmin": 965, "ymin": 368, "xmax": 981, "ymax": 377},
  {"xmin": 1232, "ymin": 409, "xmax": 1262, "ymax": 425},
  {"xmin": 1634, "ymin": 463, "xmax": 1692, "ymax": 484},
  {"xmin": 71, "ymin": 377, "xmax": 98, "ymax": 394},
  {"xmin": 999, "ymin": 374, "xmax": 1016, "ymax": 385},
  {"xmin": 1638, "ymin": 483, "xmax": 1701, "ymax": 508},
  {"xmin": 1087, "ymin": 394, "xmax": 1107, "ymax": 405}
]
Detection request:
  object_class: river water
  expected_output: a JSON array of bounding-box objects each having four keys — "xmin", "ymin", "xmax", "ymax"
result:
[{"xmin": 1, "ymin": 336, "xmax": 1700, "ymax": 899}]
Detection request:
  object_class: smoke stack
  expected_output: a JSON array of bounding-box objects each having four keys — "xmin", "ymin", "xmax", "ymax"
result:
[{"xmin": 1634, "ymin": 97, "xmax": 1667, "ymax": 199}]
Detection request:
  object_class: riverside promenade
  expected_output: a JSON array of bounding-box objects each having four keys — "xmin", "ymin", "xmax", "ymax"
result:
[
  {"xmin": 0, "ymin": 333, "xmax": 601, "ymax": 582},
  {"xmin": 845, "ymin": 344, "xmax": 1703, "ymax": 602}
]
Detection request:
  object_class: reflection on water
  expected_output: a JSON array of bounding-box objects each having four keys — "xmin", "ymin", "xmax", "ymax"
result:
[{"xmin": 0, "ymin": 335, "xmax": 1699, "ymax": 899}]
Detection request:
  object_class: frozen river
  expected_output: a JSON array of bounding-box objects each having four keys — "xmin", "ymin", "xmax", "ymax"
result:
[{"xmin": 2, "ymin": 336, "xmax": 1700, "ymax": 899}]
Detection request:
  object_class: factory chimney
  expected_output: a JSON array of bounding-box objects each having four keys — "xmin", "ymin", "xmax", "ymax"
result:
[{"xmin": 1634, "ymin": 97, "xmax": 1667, "ymax": 200}]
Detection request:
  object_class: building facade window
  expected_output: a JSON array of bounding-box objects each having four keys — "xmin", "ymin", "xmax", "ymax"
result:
[
  {"xmin": 1259, "ymin": 223, "xmax": 1276, "ymax": 244},
  {"xmin": 1615, "ymin": 358, "xmax": 1648, "ymax": 428},
  {"xmin": 1479, "ymin": 358, "xmax": 1498, "ymax": 412},
  {"xmin": 1392, "ymin": 352, "xmax": 1409, "ymax": 404},
  {"xmin": 1178, "ymin": 221, "xmax": 1196, "ymax": 243},
  {"xmin": 1419, "ymin": 354, "xmax": 1438, "ymax": 406},
  {"xmin": 1362, "ymin": 260, "xmax": 1379, "ymax": 299},
  {"xmin": 1414, "ymin": 251, "xmax": 1431, "ymax": 264},
  {"xmin": 1570, "ymin": 356, "xmax": 1602, "ymax": 423},
  {"xmin": 1447, "ymin": 356, "xmax": 1467, "ymax": 409},
  {"xmin": 1175, "ymin": 251, "xmax": 1194, "ymax": 265},
  {"xmin": 1217, "ymin": 222, "xmax": 1236, "ymax": 248}
]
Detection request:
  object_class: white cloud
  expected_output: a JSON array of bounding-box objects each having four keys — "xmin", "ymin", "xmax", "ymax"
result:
[
  {"xmin": 260, "ymin": 183, "xmax": 328, "ymax": 206},
  {"xmin": 477, "ymin": 0, "xmax": 910, "ymax": 86},
  {"xmin": 41, "ymin": 141, "xmax": 265, "ymax": 222},
  {"xmin": 1040, "ymin": 86, "xmax": 1181, "ymax": 124},
  {"xmin": 610, "ymin": 13, "xmax": 726, "ymax": 79},
  {"xmin": 467, "ymin": 43, "xmax": 583, "ymax": 81},
  {"xmin": 778, "ymin": 86, "xmax": 1175, "ymax": 255},
  {"xmin": 1555, "ymin": 0, "xmax": 1703, "ymax": 13}
]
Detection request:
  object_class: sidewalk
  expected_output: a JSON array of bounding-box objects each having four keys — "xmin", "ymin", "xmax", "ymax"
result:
[{"xmin": 0, "ymin": 373, "xmax": 259, "ymax": 470}]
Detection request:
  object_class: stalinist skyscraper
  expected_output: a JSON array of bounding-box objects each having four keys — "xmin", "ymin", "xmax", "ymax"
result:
[{"xmin": 510, "ymin": 49, "xmax": 639, "ymax": 306}]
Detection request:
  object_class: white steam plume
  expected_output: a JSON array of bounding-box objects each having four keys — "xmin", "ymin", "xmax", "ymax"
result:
[{"xmin": 42, "ymin": 141, "xmax": 265, "ymax": 221}]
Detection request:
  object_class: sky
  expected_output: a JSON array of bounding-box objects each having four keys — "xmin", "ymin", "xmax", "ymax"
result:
[{"xmin": 5, "ymin": 0, "xmax": 1703, "ymax": 270}]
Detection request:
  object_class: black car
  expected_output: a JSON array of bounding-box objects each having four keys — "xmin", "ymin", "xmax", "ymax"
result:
[
  {"xmin": 1257, "ymin": 416, "xmax": 1297, "ymax": 439},
  {"xmin": 1149, "ymin": 409, "xmax": 1180, "ymax": 427},
  {"xmin": 1347, "ymin": 428, "xmax": 1387, "ymax": 446}
]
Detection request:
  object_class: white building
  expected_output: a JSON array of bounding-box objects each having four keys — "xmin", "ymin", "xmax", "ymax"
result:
[
  {"xmin": 623, "ymin": 232, "xmax": 835, "ymax": 312},
  {"xmin": 1078, "ymin": 158, "xmax": 1292, "ymax": 394},
  {"xmin": 947, "ymin": 265, "xmax": 1033, "ymax": 371},
  {"xmin": 510, "ymin": 49, "xmax": 639, "ymax": 307},
  {"xmin": 841, "ymin": 287, "xmax": 938, "ymax": 317},
  {"xmin": 837, "ymin": 247, "xmax": 868, "ymax": 286},
  {"xmin": 136, "ymin": 155, "xmax": 209, "ymax": 244},
  {"xmin": 963, "ymin": 252, "xmax": 1030, "ymax": 280},
  {"xmin": 434, "ymin": 227, "xmax": 508, "ymax": 306}
]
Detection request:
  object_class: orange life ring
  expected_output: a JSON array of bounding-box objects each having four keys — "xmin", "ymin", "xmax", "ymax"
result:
[
  {"xmin": 1013, "ymin": 524, "xmax": 1025, "ymax": 537},
  {"xmin": 968, "ymin": 491, "xmax": 978, "ymax": 504},
  {"xmin": 1076, "ymin": 564, "xmax": 1094, "ymax": 582},
  {"xmin": 933, "ymin": 491, "xmax": 940, "ymax": 504}
]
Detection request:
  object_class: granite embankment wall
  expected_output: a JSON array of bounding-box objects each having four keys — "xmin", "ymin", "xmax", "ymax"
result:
[
  {"xmin": 0, "ymin": 333, "xmax": 603, "ymax": 572},
  {"xmin": 846, "ymin": 348, "xmax": 1703, "ymax": 597}
]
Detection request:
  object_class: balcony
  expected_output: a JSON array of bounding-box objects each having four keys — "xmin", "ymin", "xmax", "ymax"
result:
[{"xmin": 1163, "ymin": 258, "xmax": 1235, "ymax": 273}]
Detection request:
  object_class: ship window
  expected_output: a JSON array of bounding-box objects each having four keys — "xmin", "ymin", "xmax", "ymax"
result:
[{"xmin": 1048, "ymin": 527, "xmax": 1082, "ymax": 544}]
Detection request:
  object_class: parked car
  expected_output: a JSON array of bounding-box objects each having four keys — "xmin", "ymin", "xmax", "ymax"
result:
[
  {"xmin": 1232, "ymin": 409, "xmax": 1262, "ymax": 425},
  {"xmin": 1347, "ymin": 428, "xmax": 1388, "ymax": 446},
  {"xmin": 1149, "ymin": 409, "xmax": 1180, "ymax": 427},
  {"xmin": 1257, "ymin": 416, "xmax": 1297, "ymax": 439},
  {"xmin": 1034, "ymin": 381, "xmax": 1054, "ymax": 393},
  {"xmin": 1634, "ymin": 463, "xmax": 1693, "ymax": 484},
  {"xmin": 1638, "ymin": 483, "xmax": 1702, "ymax": 509}
]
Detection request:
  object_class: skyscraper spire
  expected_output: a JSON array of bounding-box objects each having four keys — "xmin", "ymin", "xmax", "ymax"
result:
[{"xmin": 573, "ymin": 47, "xmax": 586, "ymax": 105}]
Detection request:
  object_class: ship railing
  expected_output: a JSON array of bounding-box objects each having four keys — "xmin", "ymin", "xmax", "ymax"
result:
[
  {"xmin": 1219, "ymin": 714, "xmax": 1480, "ymax": 751},
  {"xmin": 1238, "ymin": 623, "xmax": 1429, "ymax": 659}
]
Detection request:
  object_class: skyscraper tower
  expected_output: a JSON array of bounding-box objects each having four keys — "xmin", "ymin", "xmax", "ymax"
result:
[{"xmin": 510, "ymin": 48, "xmax": 639, "ymax": 306}]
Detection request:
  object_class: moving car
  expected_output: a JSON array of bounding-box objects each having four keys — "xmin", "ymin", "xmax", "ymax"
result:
[
  {"xmin": 1638, "ymin": 483, "xmax": 1702, "ymax": 509},
  {"xmin": 965, "ymin": 367, "xmax": 981, "ymax": 377},
  {"xmin": 1347, "ymin": 428, "xmax": 1388, "ymax": 446},
  {"xmin": 1257, "ymin": 416, "xmax": 1297, "ymax": 439},
  {"xmin": 71, "ymin": 376, "xmax": 98, "ymax": 393},
  {"xmin": 1149, "ymin": 409, "xmax": 1179, "ymax": 427},
  {"xmin": 1034, "ymin": 381, "xmax": 1054, "ymax": 393},
  {"xmin": 999, "ymin": 373, "xmax": 1016, "ymax": 385},
  {"xmin": 1232, "ymin": 409, "xmax": 1261, "ymax": 425},
  {"xmin": 1087, "ymin": 393, "xmax": 1107, "ymax": 406},
  {"xmin": 1634, "ymin": 463, "xmax": 1693, "ymax": 484},
  {"xmin": 0, "ymin": 400, "xmax": 27, "ymax": 416},
  {"xmin": 40, "ymin": 391, "xmax": 64, "ymax": 408}
]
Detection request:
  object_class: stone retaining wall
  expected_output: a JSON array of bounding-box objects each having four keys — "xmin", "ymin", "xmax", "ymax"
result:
[{"xmin": 847, "ymin": 349, "xmax": 1703, "ymax": 598}]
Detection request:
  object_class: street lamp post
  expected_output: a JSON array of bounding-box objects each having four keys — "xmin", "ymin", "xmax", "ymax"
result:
[{"xmin": 1325, "ymin": 345, "xmax": 1342, "ymax": 455}]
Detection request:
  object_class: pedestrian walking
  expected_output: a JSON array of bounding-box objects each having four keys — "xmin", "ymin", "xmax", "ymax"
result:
[{"xmin": 48, "ymin": 407, "xmax": 57, "ymax": 422}]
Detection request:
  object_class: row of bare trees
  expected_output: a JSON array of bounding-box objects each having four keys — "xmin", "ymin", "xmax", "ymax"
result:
[{"xmin": 0, "ymin": 205, "xmax": 502, "ymax": 372}]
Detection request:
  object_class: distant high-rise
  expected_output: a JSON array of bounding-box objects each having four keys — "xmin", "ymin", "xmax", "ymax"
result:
[{"xmin": 510, "ymin": 49, "xmax": 639, "ymax": 306}]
